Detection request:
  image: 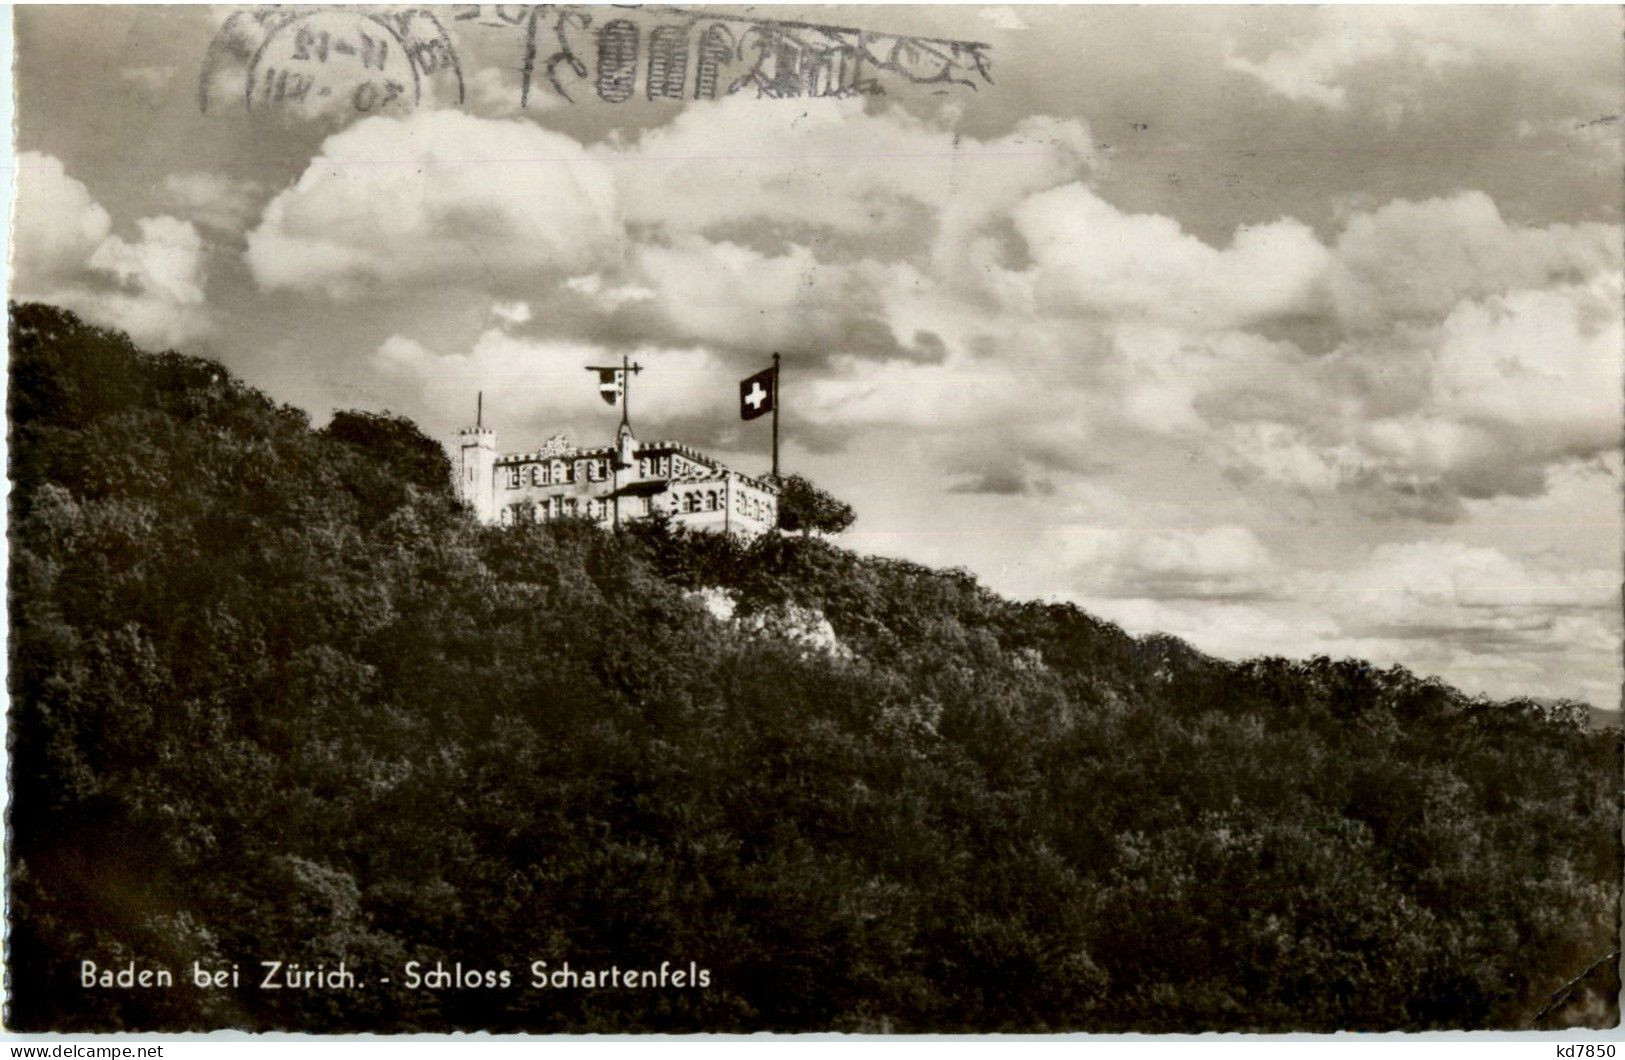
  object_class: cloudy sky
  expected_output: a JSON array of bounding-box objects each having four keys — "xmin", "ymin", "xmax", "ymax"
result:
[{"xmin": 12, "ymin": 5, "xmax": 1623, "ymax": 707}]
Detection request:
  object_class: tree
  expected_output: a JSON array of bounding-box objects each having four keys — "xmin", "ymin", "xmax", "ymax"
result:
[
  {"xmin": 322, "ymin": 410, "xmax": 451, "ymax": 494},
  {"xmin": 775, "ymin": 474, "xmax": 856, "ymax": 536}
]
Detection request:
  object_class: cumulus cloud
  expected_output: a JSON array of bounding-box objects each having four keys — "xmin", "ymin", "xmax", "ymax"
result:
[
  {"xmin": 624, "ymin": 238, "xmax": 926, "ymax": 363},
  {"xmin": 1225, "ymin": 7, "xmax": 1620, "ymax": 116},
  {"xmin": 1426, "ymin": 280, "xmax": 1621, "ymax": 472},
  {"xmin": 89, "ymin": 216, "xmax": 207, "ymax": 308},
  {"xmin": 164, "ymin": 172, "xmax": 265, "ymax": 233},
  {"xmin": 991, "ymin": 190, "xmax": 1625, "ymax": 514},
  {"xmin": 13, "ymin": 152, "xmax": 112, "ymax": 285},
  {"xmin": 610, "ymin": 96, "xmax": 1095, "ymax": 248},
  {"xmin": 1011, "ymin": 183, "xmax": 1332, "ymax": 329},
  {"xmin": 1225, "ymin": 24, "xmax": 1407, "ymax": 110},
  {"xmin": 1210, "ymin": 273, "xmax": 1622, "ymax": 513},
  {"xmin": 12, "ymin": 152, "xmax": 211, "ymax": 348},
  {"xmin": 1329, "ymin": 192, "xmax": 1620, "ymax": 330},
  {"xmin": 440, "ymin": 100, "xmax": 1099, "ymax": 367},
  {"xmin": 246, "ymin": 111, "xmax": 621, "ymax": 297}
]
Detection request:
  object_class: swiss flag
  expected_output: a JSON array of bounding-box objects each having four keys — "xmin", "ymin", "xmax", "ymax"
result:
[{"xmin": 739, "ymin": 366, "xmax": 776, "ymax": 421}]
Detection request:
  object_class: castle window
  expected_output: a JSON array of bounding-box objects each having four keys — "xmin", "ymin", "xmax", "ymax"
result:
[
  {"xmin": 564, "ymin": 497, "xmax": 577, "ymax": 516},
  {"xmin": 705, "ymin": 490, "xmax": 718, "ymax": 511},
  {"xmin": 684, "ymin": 492, "xmax": 698, "ymax": 513},
  {"xmin": 530, "ymin": 464, "xmax": 544, "ymax": 486},
  {"xmin": 506, "ymin": 467, "xmax": 521, "ymax": 489}
]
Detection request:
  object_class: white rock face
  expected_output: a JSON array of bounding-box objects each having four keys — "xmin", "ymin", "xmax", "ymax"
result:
[
  {"xmin": 738, "ymin": 601, "xmax": 853, "ymax": 660},
  {"xmin": 689, "ymin": 586, "xmax": 738, "ymax": 622},
  {"xmin": 686, "ymin": 587, "xmax": 851, "ymax": 660}
]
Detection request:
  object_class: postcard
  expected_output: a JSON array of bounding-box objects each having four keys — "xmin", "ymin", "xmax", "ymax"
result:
[{"xmin": 7, "ymin": 4, "xmax": 1621, "ymax": 1034}]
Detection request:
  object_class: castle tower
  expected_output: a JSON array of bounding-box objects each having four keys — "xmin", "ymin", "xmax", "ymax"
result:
[{"xmin": 455, "ymin": 424, "xmax": 497, "ymax": 521}]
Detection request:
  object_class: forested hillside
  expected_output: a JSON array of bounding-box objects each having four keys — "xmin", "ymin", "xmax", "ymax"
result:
[{"xmin": 7, "ymin": 302, "xmax": 1620, "ymax": 1032}]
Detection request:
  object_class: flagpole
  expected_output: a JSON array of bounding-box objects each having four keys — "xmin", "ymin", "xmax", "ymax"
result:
[{"xmin": 771, "ymin": 352, "xmax": 780, "ymax": 481}]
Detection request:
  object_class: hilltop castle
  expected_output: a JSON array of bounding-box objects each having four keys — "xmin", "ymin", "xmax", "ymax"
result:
[{"xmin": 454, "ymin": 419, "xmax": 781, "ymax": 538}]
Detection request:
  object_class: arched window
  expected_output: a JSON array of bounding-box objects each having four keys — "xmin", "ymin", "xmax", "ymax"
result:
[
  {"xmin": 706, "ymin": 490, "xmax": 718, "ymax": 511},
  {"xmin": 684, "ymin": 492, "xmax": 698, "ymax": 513},
  {"xmin": 694, "ymin": 24, "xmax": 732, "ymax": 99},
  {"xmin": 597, "ymin": 19, "xmax": 639, "ymax": 103},
  {"xmin": 646, "ymin": 25, "xmax": 689, "ymax": 100}
]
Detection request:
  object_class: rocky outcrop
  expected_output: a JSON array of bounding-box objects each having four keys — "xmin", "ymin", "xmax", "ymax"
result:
[{"xmin": 687, "ymin": 586, "xmax": 852, "ymax": 661}]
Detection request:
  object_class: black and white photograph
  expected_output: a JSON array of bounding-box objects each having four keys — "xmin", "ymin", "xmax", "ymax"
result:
[{"xmin": 5, "ymin": 2, "xmax": 1622, "ymax": 1036}]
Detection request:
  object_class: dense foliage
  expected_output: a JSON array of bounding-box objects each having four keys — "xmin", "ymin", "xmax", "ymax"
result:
[
  {"xmin": 7, "ymin": 303, "xmax": 1620, "ymax": 1033},
  {"xmin": 774, "ymin": 474, "xmax": 856, "ymax": 536}
]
